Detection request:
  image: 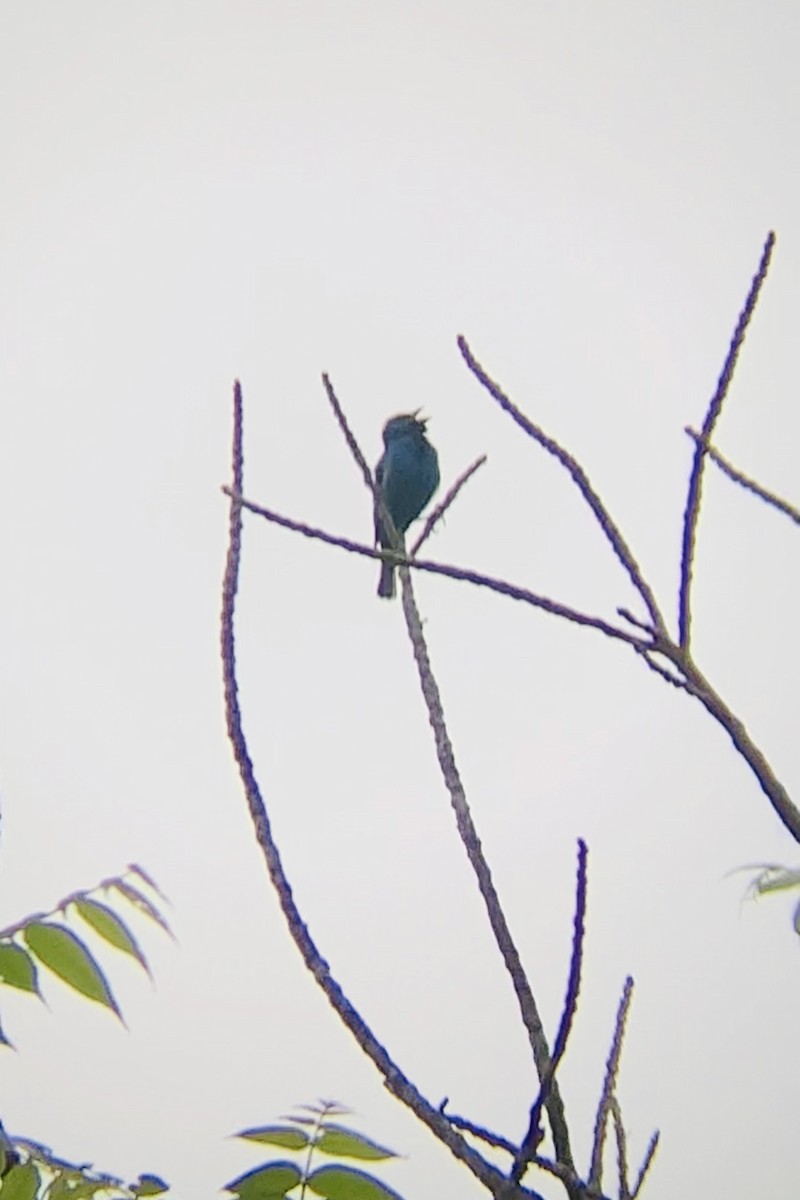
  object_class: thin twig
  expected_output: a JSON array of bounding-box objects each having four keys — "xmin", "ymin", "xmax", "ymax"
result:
[
  {"xmin": 630, "ymin": 1131, "xmax": 659, "ymax": 1199},
  {"xmin": 677, "ymin": 231, "xmax": 775, "ymax": 649},
  {"xmin": 588, "ymin": 977, "xmax": 634, "ymax": 1192},
  {"xmin": 321, "ymin": 373, "xmax": 377, "ymax": 493},
  {"xmin": 458, "ymin": 336, "xmax": 666, "ymax": 636},
  {"xmin": 440, "ymin": 1107, "xmax": 517, "ymax": 1156},
  {"xmin": 616, "ymin": 609, "xmax": 655, "ymax": 635},
  {"xmin": 512, "ymin": 841, "xmax": 588, "ymax": 1185},
  {"xmin": 608, "ymin": 1098, "xmax": 630, "ymax": 1200},
  {"xmin": 319, "ymin": 376, "xmax": 577, "ymax": 1180},
  {"xmin": 685, "ymin": 427, "xmax": 800, "ymax": 525},
  {"xmin": 635, "ymin": 648, "xmax": 696, "ymax": 694},
  {"xmin": 220, "ymin": 382, "xmax": 534, "ymax": 1199},
  {"xmin": 411, "ymin": 454, "xmax": 488, "ymax": 555}
]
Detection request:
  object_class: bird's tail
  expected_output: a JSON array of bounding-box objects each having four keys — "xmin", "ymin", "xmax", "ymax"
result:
[
  {"xmin": 377, "ymin": 533, "xmax": 406, "ymax": 599},
  {"xmin": 377, "ymin": 559, "xmax": 396, "ymax": 598}
]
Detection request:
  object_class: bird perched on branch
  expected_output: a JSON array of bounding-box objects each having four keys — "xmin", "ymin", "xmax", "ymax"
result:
[{"xmin": 374, "ymin": 412, "xmax": 440, "ymax": 599}]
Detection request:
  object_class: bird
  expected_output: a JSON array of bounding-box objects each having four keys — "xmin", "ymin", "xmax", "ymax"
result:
[{"xmin": 374, "ymin": 412, "xmax": 440, "ymax": 598}]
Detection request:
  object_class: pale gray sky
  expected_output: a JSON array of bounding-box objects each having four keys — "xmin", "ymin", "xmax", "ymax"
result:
[{"xmin": 1, "ymin": 3, "xmax": 798, "ymax": 1198}]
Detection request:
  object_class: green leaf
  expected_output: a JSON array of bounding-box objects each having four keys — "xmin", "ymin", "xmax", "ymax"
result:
[
  {"xmin": 0, "ymin": 1162, "xmax": 40, "ymax": 1200},
  {"xmin": 46, "ymin": 1172, "xmax": 104, "ymax": 1200},
  {"xmin": 0, "ymin": 944, "xmax": 39, "ymax": 994},
  {"xmin": 307, "ymin": 1165, "xmax": 404, "ymax": 1200},
  {"xmin": 22, "ymin": 923, "xmax": 122, "ymax": 1019},
  {"xmin": 316, "ymin": 1126, "xmax": 396, "ymax": 1161},
  {"xmin": 236, "ymin": 1126, "xmax": 309, "ymax": 1150},
  {"xmin": 131, "ymin": 1172, "xmax": 170, "ymax": 1195},
  {"xmin": 72, "ymin": 899, "xmax": 150, "ymax": 974},
  {"xmin": 109, "ymin": 882, "xmax": 174, "ymax": 939},
  {"xmin": 225, "ymin": 1162, "xmax": 303, "ymax": 1198}
]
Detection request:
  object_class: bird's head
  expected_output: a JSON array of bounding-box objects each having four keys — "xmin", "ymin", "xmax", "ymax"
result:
[{"xmin": 382, "ymin": 411, "xmax": 429, "ymax": 445}]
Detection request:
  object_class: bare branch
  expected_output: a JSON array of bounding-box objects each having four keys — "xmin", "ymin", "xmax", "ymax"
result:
[
  {"xmin": 458, "ymin": 336, "xmax": 666, "ymax": 636},
  {"xmin": 677, "ymin": 231, "xmax": 776, "ymax": 649},
  {"xmin": 396, "ymin": 506, "xmax": 577, "ymax": 1176},
  {"xmin": 317, "ymin": 375, "xmax": 579, "ymax": 1179},
  {"xmin": 411, "ymin": 454, "xmax": 488, "ymax": 555},
  {"xmin": 220, "ymin": 381, "xmax": 533, "ymax": 1199},
  {"xmin": 438, "ymin": 1112, "xmax": 614, "ymax": 1200},
  {"xmin": 440, "ymin": 1105, "xmax": 517, "ymax": 1156},
  {"xmin": 681, "ymin": 657, "xmax": 800, "ymax": 843},
  {"xmin": 442, "ymin": 1106, "xmax": 609, "ymax": 1198},
  {"xmin": 630, "ymin": 1131, "xmax": 659, "ymax": 1199},
  {"xmin": 225, "ymin": 442, "xmax": 800, "ymax": 850},
  {"xmin": 616, "ymin": 609, "xmax": 656, "ymax": 635},
  {"xmin": 321, "ymin": 372, "xmax": 377, "ymax": 494},
  {"xmin": 528, "ymin": 1159, "xmax": 608, "ymax": 1200},
  {"xmin": 588, "ymin": 977, "xmax": 634, "ymax": 1192},
  {"xmin": 608, "ymin": 1097, "xmax": 630, "ymax": 1200},
  {"xmin": 634, "ymin": 647, "xmax": 697, "ymax": 694},
  {"xmin": 685, "ymin": 427, "xmax": 800, "ymax": 525},
  {"xmin": 221, "ymin": 488, "xmax": 652, "ymax": 652},
  {"xmin": 512, "ymin": 841, "xmax": 588, "ymax": 1185},
  {"xmin": 398, "ymin": 568, "xmax": 546, "ymax": 1069}
]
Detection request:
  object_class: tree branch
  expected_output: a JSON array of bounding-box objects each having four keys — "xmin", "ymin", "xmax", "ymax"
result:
[
  {"xmin": 677, "ymin": 231, "xmax": 775, "ymax": 649},
  {"xmin": 685, "ymin": 427, "xmax": 800, "ymax": 525},
  {"xmin": 588, "ymin": 977, "xmax": 634, "ymax": 1192},
  {"xmin": 512, "ymin": 841, "xmax": 588, "ymax": 1185},
  {"xmin": 220, "ymin": 382, "xmax": 536, "ymax": 1199},
  {"xmin": 457, "ymin": 336, "xmax": 667, "ymax": 637},
  {"xmin": 220, "ymin": 489, "xmax": 651, "ymax": 653},
  {"xmin": 320, "ymin": 374, "xmax": 577, "ymax": 1180}
]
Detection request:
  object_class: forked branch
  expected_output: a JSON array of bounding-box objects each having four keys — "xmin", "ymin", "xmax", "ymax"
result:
[
  {"xmin": 322, "ymin": 374, "xmax": 577, "ymax": 1181},
  {"xmin": 685, "ymin": 426, "xmax": 800, "ymax": 525},
  {"xmin": 220, "ymin": 381, "xmax": 536, "ymax": 1199}
]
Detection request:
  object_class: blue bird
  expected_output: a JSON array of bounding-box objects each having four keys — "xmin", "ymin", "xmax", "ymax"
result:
[{"xmin": 374, "ymin": 412, "xmax": 440, "ymax": 599}]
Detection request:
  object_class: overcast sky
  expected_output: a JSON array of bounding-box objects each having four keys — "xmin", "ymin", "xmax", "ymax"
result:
[{"xmin": 1, "ymin": 3, "xmax": 799, "ymax": 1198}]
